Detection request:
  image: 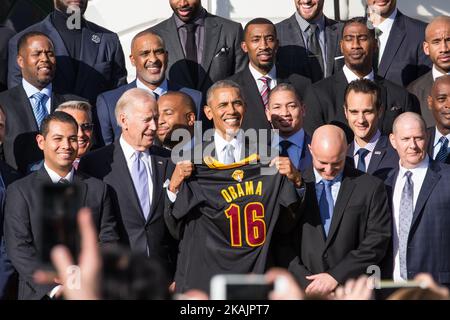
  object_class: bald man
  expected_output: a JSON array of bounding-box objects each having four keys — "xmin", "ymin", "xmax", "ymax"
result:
[
  {"xmin": 288, "ymin": 124, "xmax": 390, "ymax": 296},
  {"xmin": 384, "ymin": 112, "xmax": 450, "ymax": 287},
  {"xmin": 79, "ymin": 88, "xmax": 177, "ymax": 277},
  {"xmin": 408, "ymin": 16, "xmax": 450, "ymax": 126}
]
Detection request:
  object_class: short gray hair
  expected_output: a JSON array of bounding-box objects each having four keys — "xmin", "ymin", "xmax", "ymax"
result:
[
  {"xmin": 206, "ymin": 80, "xmax": 242, "ymax": 106},
  {"xmin": 115, "ymin": 88, "xmax": 156, "ymax": 126},
  {"xmin": 56, "ymin": 100, "xmax": 92, "ymax": 122}
]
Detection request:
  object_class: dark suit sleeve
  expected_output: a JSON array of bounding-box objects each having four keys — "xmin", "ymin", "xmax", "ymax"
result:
[
  {"xmin": 3, "ymin": 183, "xmax": 52, "ymax": 298},
  {"xmin": 327, "ymin": 181, "xmax": 391, "ymax": 284},
  {"xmin": 98, "ymin": 183, "xmax": 120, "ymax": 244},
  {"xmin": 233, "ymin": 24, "xmax": 247, "ymax": 74},
  {"xmin": 96, "ymin": 93, "xmax": 114, "ymax": 145},
  {"xmin": 6, "ymin": 35, "xmax": 21, "ymax": 89},
  {"xmin": 405, "ymin": 91, "xmax": 421, "ymax": 115},
  {"xmin": 111, "ymin": 35, "xmax": 127, "ymax": 88},
  {"xmin": 303, "ymin": 86, "xmax": 325, "ymax": 136}
]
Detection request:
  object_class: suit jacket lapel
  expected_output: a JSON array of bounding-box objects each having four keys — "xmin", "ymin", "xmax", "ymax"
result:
[
  {"xmin": 367, "ymin": 136, "xmax": 387, "ymax": 174},
  {"xmin": 199, "ymin": 14, "xmax": 222, "ymax": 88},
  {"xmin": 17, "ymin": 86, "xmax": 40, "ymax": 130},
  {"xmin": 75, "ymin": 25, "xmax": 101, "ymax": 92},
  {"xmin": 324, "ymin": 18, "xmax": 338, "ymax": 78},
  {"xmin": 287, "ymin": 14, "xmax": 306, "ymax": 47},
  {"xmin": 303, "ymin": 168, "xmax": 327, "ymax": 244},
  {"xmin": 426, "ymin": 127, "xmax": 435, "ymax": 159},
  {"xmin": 73, "ymin": 172, "xmax": 88, "ymax": 205},
  {"xmin": 147, "ymin": 155, "xmax": 165, "ymax": 224},
  {"xmin": 378, "ymin": 11, "xmax": 406, "ymax": 78}
]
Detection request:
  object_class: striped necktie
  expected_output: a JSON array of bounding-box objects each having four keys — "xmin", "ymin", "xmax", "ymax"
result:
[
  {"xmin": 31, "ymin": 92, "xmax": 49, "ymax": 128},
  {"xmin": 259, "ymin": 76, "xmax": 271, "ymax": 109}
]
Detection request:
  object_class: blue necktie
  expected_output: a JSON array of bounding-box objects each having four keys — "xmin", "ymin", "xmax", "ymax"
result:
[
  {"xmin": 399, "ymin": 171, "xmax": 413, "ymax": 280},
  {"xmin": 356, "ymin": 148, "xmax": 369, "ymax": 172},
  {"xmin": 279, "ymin": 140, "xmax": 293, "ymax": 158},
  {"xmin": 435, "ymin": 136, "xmax": 449, "ymax": 162},
  {"xmin": 31, "ymin": 92, "xmax": 49, "ymax": 128},
  {"xmin": 131, "ymin": 151, "xmax": 150, "ymax": 220},
  {"xmin": 319, "ymin": 179, "xmax": 334, "ymax": 237}
]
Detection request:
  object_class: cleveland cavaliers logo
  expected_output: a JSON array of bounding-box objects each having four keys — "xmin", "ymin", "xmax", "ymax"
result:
[{"xmin": 231, "ymin": 170, "xmax": 244, "ymax": 182}]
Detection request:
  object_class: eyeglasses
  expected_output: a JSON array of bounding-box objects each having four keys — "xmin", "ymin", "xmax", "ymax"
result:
[{"xmin": 79, "ymin": 123, "xmax": 94, "ymax": 131}]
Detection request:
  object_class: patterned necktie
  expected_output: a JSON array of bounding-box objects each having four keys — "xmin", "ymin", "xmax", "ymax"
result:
[
  {"xmin": 435, "ymin": 136, "xmax": 449, "ymax": 162},
  {"xmin": 32, "ymin": 92, "xmax": 49, "ymax": 128},
  {"xmin": 58, "ymin": 178, "xmax": 70, "ymax": 184},
  {"xmin": 222, "ymin": 144, "xmax": 235, "ymax": 165},
  {"xmin": 153, "ymin": 91, "xmax": 159, "ymax": 101},
  {"xmin": 259, "ymin": 76, "xmax": 271, "ymax": 109},
  {"xmin": 356, "ymin": 148, "xmax": 370, "ymax": 172},
  {"xmin": 399, "ymin": 170, "xmax": 413, "ymax": 280},
  {"xmin": 319, "ymin": 179, "xmax": 334, "ymax": 237},
  {"xmin": 279, "ymin": 140, "xmax": 293, "ymax": 158},
  {"xmin": 184, "ymin": 23, "xmax": 198, "ymax": 87},
  {"xmin": 307, "ymin": 23, "xmax": 324, "ymax": 82},
  {"xmin": 131, "ymin": 151, "xmax": 150, "ymax": 220}
]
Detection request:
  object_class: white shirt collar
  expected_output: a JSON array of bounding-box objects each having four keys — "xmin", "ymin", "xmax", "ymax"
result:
[
  {"xmin": 119, "ymin": 135, "xmax": 150, "ymax": 161},
  {"xmin": 343, "ymin": 65, "xmax": 375, "ymax": 83},
  {"xmin": 432, "ymin": 64, "xmax": 450, "ymax": 81},
  {"xmin": 214, "ymin": 130, "xmax": 243, "ymax": 155},
  {"xmin": 398, "ymin": 155, "xmax": 429, "ymax": 176},
  {"xmin": 313, "ymin": 167, "xmax": 343, "ymax": 184},
  {"xmin": 136, "ymin": 78, "xmax": 168, "ymax": 98},
  {"xmin": 376, "ymin": 8, "xmax": 397, "ymax": 34},
  {"xmin": 248, "ymin": 63, "xmax": 277, "ymax": 82},
  {"xmin": 433, "ymin": 127, "xmax": 450, "ymax": 148},
  {"xmin": 22, "ymin": 78, "xmax": 52, "ymax": 99},
  {"xmin": 353, "ymin": 130, "xmax": 381, "ymax": 155},
  {"xmin": 44, "ymin": 162, "xmax": 74, "ymax": 183}
]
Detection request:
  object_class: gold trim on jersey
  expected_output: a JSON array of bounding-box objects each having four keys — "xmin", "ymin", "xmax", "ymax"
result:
[{"xmin": 203, "ymin": 153, "xmax": 260, "ymax": 169}]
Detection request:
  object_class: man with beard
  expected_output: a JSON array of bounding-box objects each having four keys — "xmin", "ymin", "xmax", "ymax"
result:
[
  {"xmin": 366, "ymin": 0, "xmax": 431, "ymax": 87},
  {"xmin": 7, "ymin": 0, "xmax": 127, "ymax": 104},
  {"xmin": 96, "ymin": 30, "xmax": 201, "ymax": 145},
  {"xmin": 228, "ymin": 18, "xmax": 311, "ymax": 132},
  {"xmin": 0, "ymin": 32, "xmax": 81, "ymax": 174},
  {"xmin": 303, "ymin": 17, "xmax": 420, "ymax": 141}
]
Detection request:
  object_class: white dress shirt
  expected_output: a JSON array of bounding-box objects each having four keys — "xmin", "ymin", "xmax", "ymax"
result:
[
  {"xmin": 272, "ymin": 129, "xmax": 305, "ymax": 169},
  {"xmin": 136, "ymin": 78, "xmax": 168, "ymax": 99},
  {"xmin": 353, "ymin": 130, "xmax": 381, "ymax": 170},
  {"xmin": 120, "ymin": 136, "xmax": 153, "ymax": 208},
  {"xmin": 22, "ymin": 78, "xmax": 52, "ymax": 114},
  {"xmin": 343, "ymin": 65, "xmax": 375, "ymax": 83},
  {"xmin": 374, "ymin": 8, "xmax": 397, "ymax": 64},
  {"xmin": 213, "ymin": 130, "xmax": 243, "ymax": 164},
  {"xmin": 392, "ymin": 156, "xmax": 429, "ymax": 282},
  {"xmin": 44, "ymin": 162, "xmax": 74, "ymax": 183},
  {"xmin": 248, "ymin": 63, "xmax": 277, "ymax": 93},
  {"xmin": 432, "ymin": 64, "xmax": 450, "ymax": 81},
  {"xmin": 432, "ymin": 127, "xmax": 450, "ymax": 160}
]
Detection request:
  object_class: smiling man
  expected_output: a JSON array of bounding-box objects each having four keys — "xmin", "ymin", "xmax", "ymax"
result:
[
  {"xmin": 96, "ymin": 30, "xmax": 201, "ymax": 145},
  {"xmin": 4, "ymin": 111, "xmax": 118, "ymax": 299},
  {"xmin": 228, "ymin": 18, "xmax": 311, "ymax": 132},
  {"xmin": 344, "ymin": 79, "xmax": 398, "ymax": 178}
]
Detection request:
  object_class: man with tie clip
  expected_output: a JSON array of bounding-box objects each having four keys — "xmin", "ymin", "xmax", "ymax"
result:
[{"xmin": 344, "ymin": 79, "xmax": 398, "ymax": 179}]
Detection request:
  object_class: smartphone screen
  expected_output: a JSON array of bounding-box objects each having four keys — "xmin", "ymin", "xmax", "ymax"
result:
[
  {"xmin": 40, "ymin": 183, "xmax": 81, "ymax": 266},
  {"xmin": 210, "ymin": 274, "xmax": 273, "ymax": 300}
]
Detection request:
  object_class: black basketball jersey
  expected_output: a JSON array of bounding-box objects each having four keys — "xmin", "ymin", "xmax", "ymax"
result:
[{"xmin": 169, "ymin": 158, "xmax": 299, "ymax": 293}]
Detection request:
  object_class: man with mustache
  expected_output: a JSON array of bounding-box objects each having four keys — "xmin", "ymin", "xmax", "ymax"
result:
[
  {"xmin": 408, "ymin": 16, "xmax": 450, "ymax": 126},
  {"xmin": 0, "ymin": 32, "xmax": 81, "ymax": 174},
  {"xmin": 228, "ymin": 18, "xmax": 311, "ymax": 132},
  {"xmin": 96, "ymin": 30, "xmax": 201, "ymax": 145},
  {"xmin": 7, "ymin": 0, "xmax": 127, "ymax": 105},
  {"xmin": 303, "ymin": 17, "xmax": 420, "ymax": 141}
]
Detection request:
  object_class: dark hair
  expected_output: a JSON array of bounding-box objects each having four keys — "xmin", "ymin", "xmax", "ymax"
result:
[
  {"xmin": 130, "ymin": 29, "xmax": 165, "ymax": 51},
  {"xmin": 40, "ymin": 111, "xmax": 78, "ymax": 136},
  {"xmin": 17, "ymin": 31, "xmax": 53, "ymax": 53},
  {"xmin": 206, "ymin": 79, "xmax": 242, "ymax": 106},
  {"xmin": 344, "ymin": 79, "xmax": 382, "ymax": 111},
  {"xmin": 341, "ymin": 16, "xmax": 375, "ymax": 39},
  {"xmin": 268, "ymin": 83, "xmax": 303, "ymax": 105},
  {"xmin": 161, "ymin": 91, "xmax": 196, "ymax": 115},
  {"xmin": 244, "ymin": 17, "xmax": 277, "ymax": 38}
]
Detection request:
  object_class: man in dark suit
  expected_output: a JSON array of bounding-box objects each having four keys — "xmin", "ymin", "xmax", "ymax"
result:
[
  {"xmin": 344, "ymin": 79, "xmax": 398, "ymax": 179},
  {"xmin": 426, "ymin": 75, "xmax": 450, "ymax": 164},
  {"xmin": 0, "ymin": 26, "xmax": 15, "ymax": 92},
  {"xmin": 228, "ymin": 18, "xmax": 311, "ymax": 132},
  {"xmin": 96, "ymin": 30, "xmax": 202, "ymax": 145},
  {"xmin": 7, "ymin": 0, "xmax": 127, "ymax": 104},
  {"xmin": 150, "ymin": 0, "xmax": 247, "ymax": 103},
  {"xmin": 303, "ymin": 17, "xmax": 420, "ymax": 140},
  {"xmin": 366, "ymin": 0, "xmax": 431, "ymax": 87},
  {"xmin": 276, "ymin": 0, "xmax": 343, "ymax": 82},
  {"xmin": 288, "ymin": 124, "xmax": 390, "ymax": 296},
  {"xmin": 79, "ymin": 88, "xmax": 177, "ymax": 275},
  {"xmin": 3, "ymin": 111, "xmax": 118, "ymax": 300},
  {"xmin": 265, "ymin": 83, "xmax": 312, "ymax": 172},
  {"xmin": 384, "ymin": 112, "xmax": 450, "ymax": 287},
  {"xmin": 0, "ymin": 32, "xmax": 81, "ymax": 174},
  {"xmin": 408, "ymin": 16, "xmax": 450, "ymax": 127}
]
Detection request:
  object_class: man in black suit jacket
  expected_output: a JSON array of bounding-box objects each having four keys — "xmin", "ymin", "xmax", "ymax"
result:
[
  {"xmin": 150, "ymin": 0, "xmax": 247, "ymax": 102},
  {"xmin": 7, "ymin": 0, "xmax": 127, "ymax": 104},
  {"xmin": 96, "ymin": 30, "xmax": 201, "ymax": 145},
  {"xmin": 366, "ymin": 0, "xmax": 431, "ymax": 87},
  {"xmin": 303, "ymin": 17, "xmax": 420, "ymax": 140},
  {"xmin": 384, "ymin": 112, "xmax": 450, "ymax": 287},
  {"xmin": 408, "ymin": 16, "xmax": 450, "ymax": 127},
  {"xmin": 426, "ymin": 75, "xmax": 450, "ymax": 164},
  {"xmin": 276, "ymin": 0, "xmax": 343, "ymax": 82},
  {"xmin": 0, "ymin": 32, "xmax": 81, "ymax": 174},
  {"xmin": 0, "ymin": 26, "xmax": 15, "ymax": 92},
  {"xmin": 228, "ymin": 18, "xmax": 311, "ymax": 132},
  {"xmin": 79, "ymin": 88, "xmax": 177, "ymax": 275},
  {"xmin": 344, "ymin": 79, "xmax": 398, "ymax": 179},
  {"xmin": 288, "ymin": 124, "xmax": 390, "ymax": 296},
  {"xmin": 4, "ymin": 112, "xmax": 118, "ymax": 300}
]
